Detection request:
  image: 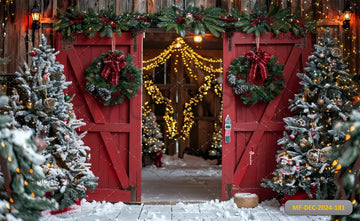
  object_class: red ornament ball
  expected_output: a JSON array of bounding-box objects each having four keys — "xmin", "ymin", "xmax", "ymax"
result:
[
  {"xmin": 30, "ymin": 51, "xmax": 37, "ymax": 57},
  {"xmin": 290, "ymin": 134, "xmax": 296, "ymax": 140}
]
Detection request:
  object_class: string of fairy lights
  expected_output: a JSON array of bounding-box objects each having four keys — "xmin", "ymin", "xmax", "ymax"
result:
[{"xmin": 143, "ymin": 37, "xmax": 223, "ymax": 140}]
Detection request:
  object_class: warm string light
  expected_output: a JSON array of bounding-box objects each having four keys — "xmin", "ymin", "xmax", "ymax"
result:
[
  {"xmin": 180, "ymin": 74, "xmax": 215, "ymax": 139},
  {"xmin": 143, "ymin": 79, "xmax": 177, "ymax": 139},
  {"xmin": 143, "ymin": 37, "xmax": 223, "ymax": 140}
]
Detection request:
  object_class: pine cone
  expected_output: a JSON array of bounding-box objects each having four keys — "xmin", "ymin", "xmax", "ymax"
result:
[
  {"xmin": 97, "ymin": 88, "xmax": 111, "ymax": 101},
  {"xmin": 86, "ymin": 82, "xmax": 95, "ymax": 93}
]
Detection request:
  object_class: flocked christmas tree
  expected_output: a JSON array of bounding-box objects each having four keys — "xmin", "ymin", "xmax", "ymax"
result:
[
  {"xmin": 0, "ymin": 96, "xmax": 57, "ymax": 220},
  {"xmin": 142, "ymin": 104, "xmax": 165, "ymax": 157},
  {"xmin": 10, "ymin": 35, "xmax": 98, "ymax": 209},
  {"xmin": 330, "ymin": 110, "xmax": 360, "ymax": 220},
  {"xmin": 262, "ymin": 29, "xmax": 359, "ymax": 199},
  {"xmin": 207, "ymin": 122, "xmax": 222, "ymax": 162}
]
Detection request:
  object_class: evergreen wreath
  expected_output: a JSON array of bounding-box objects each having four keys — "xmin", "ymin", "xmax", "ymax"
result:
[
  {"xmin": 85, "ymin": 50, "xmax": 141, "ymax": 105},
  {"xmin": 227, "ymin": 49, "xmax": 285, "ymax": 104}
]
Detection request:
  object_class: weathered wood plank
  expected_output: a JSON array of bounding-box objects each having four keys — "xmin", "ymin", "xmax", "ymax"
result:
[
  {"xmin": 134, "ymin": 0, "xmax": 147, "ymax": 13},
  {"xmin": 118, "ymin": 0, "xmax": 127, "ymax": 13},
  {"xmin": 175, "ymin": 0, "xmax": 184, "ymax": 9},
  {"xmin": 98, "ymin": 0, "xmax": 107, "ymax": 11}
]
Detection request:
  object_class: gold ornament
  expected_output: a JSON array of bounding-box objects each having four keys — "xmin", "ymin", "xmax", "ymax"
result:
[
  {"xmin": 317, "ymin": 98, "xmax": 325, "ymax": 105},
  {"xmin": 331, "ymin": 47, "xmax": 341, "ymax": 57},
  {"xmin": 68, "ymin": 110, "xmax": 74, "ymax": 118},
  {"xmin": 319, "ymin": 52, "xmax": 325, "ymax": 58},
  {"xmin": 26, "ymin": 101, "xmax": 33, "ymax": 109},
  {"xmin": 299, "ymin": 139, "xmax": 308, "ymax": 148},
  {"xmin": 304, "ymin": 87, "xmax": 312, "ymax": 97},
  {"xmin": 44, "ymin": 98, "xmax": 55, "ymax": 109},
  {"xmin": 306, "ymin": 148, "xmax": 330, "ymax": 167},
  {"xmin": 31, "ymin": 66, "xmax": 38, "ymax": 75},
  {"xmin": 306, "ymin": 149, "xmax": 322, "ymax": 167}
]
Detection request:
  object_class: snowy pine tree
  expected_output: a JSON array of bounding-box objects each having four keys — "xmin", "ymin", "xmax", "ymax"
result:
[
  {"xmin": 11, "ymin": 35, "xmax": 98, "ymax": 209},
  {"xmin": 142, "ymin": 105, "xmax": 165, "ymax": 156},
  {"xmin": 262, "ymin": 29, "xmax": 359, "ymax": 199},
  {"xmin": 331, "ymin": 110, "xmax": 360, "ymax": 220},
  {"xmin": 0, "ymin": 96, "xmax": 57, "ymax": 220}
]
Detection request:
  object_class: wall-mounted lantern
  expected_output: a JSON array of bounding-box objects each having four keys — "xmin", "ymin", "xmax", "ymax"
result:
[
  {"xmin": 343, "ymin": 1, "xmax": 352, "ymax": 30},
  {"xmin": 31, "ymin": 0, "xmax": 41, "ymax": 30}
]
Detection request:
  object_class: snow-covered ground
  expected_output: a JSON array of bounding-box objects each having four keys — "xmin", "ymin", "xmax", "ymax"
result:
[
  {"xmin": 41, "ymin": 198, "xmax": 330, "ymax": 221},
  {"xmin": 142, "ymin": 154, "xmax": 222, "ymax": 202},
  {"xmin": 41, "ymin": 154, "xmax": 330, "ymax": 220}
]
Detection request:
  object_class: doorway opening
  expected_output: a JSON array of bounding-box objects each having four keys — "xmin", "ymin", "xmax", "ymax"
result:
[{"xmin": 141, "ymin": 31, "xmax": 223, "ymax": 202}]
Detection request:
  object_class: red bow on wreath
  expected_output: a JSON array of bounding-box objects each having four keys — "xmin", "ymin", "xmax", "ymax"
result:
[
  {"xmin": 101, "ymin": 52, "xmax": 127, "ymax": 85},
  {"xmin": 245, "ymin": 49, "xmax": 271, "ymax": 82}
]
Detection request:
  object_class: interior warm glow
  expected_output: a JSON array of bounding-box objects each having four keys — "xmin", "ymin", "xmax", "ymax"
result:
[{"xmin": 193, "ymin": 35, "xmax": 203, "ymax": 43}]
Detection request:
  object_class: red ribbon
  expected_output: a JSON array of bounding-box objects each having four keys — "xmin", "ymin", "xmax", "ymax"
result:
[
  {"xmin": 101, "ymin": 52, "xmax": 127, "ymax": 85},
  {"xmin": 194, "ymin": 14, "xmax": 204, "ymax": 23},
  {"xmin": 68, "ymin": 11, "xmax": 84, "ymax": 26},
  {"xmin": 291, "ymin": 20, "xmax": 305, "ymax": 27},
  {"xmin": 251, "ymin": 16, "xmax": 275, "ymax": 26},
  {"xmin": 69, "ymin": 19, "xmax": 84, "ymax": 26},
  {"xmin": 176, "ymin": 16, "xmax": 185, "ymax": 24},
  {"xmin": 99, "ymin": 15, "xmax": 118, "ymax": 27},
  {"xmin": 245, "ymin": 50, "xmax": 271, "ymax": 82}
]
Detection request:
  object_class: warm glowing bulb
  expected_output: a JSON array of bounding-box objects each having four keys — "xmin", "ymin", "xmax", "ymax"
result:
[
  {"xmin": 193, "ymin": 35, "xmax": 203, "ymax": 43},
  {"xmin": 344, "ymin": 12, "xmax": 351, "ymax": 20}
]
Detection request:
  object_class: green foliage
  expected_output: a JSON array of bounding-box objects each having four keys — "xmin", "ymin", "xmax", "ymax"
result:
[
  {"xmin": 331, "ymin": 110, "xmax": 360, "ymax": 220},
  {"xmin": 142, "ymin": 105, "xmax": 165, "ymax": 156},
  {"xmin": 207, "ymin": 125, "xmax": 222, "ymax": 161},
  {"xmin": 54, "ymin": 6, "xmax": 151, "ymax": 38},
  {"xmin": 85, "ymin": 50, "xmax": 142, "ymax": 105},
  {"xmin": 227, "ymin": 49, "xmax": 285, "ymax": 104},
  {"xmin": 262, "ymin": 29, "xmax": 358, "ymax": 200},
  {"xmin": 157, "ymin": 2, "xmax": 225, "ymax": 37},
  {"xmin": 53, "ymin": 7, "xmax": 85, "ymax": 37},
  {"xmin": 54, "ymin": 3, "xmax": 315, "ymax": 38},
  {"xmin": 13, "ymin": 35, "xmax": 98, "ymax": 211},
  {"xmin": 232, "ymin": 3, "xmax": 315, "ymax": 37},
  {"xmin": 0, "ymin": 96, "xmax": 58, "ymax": 220}
]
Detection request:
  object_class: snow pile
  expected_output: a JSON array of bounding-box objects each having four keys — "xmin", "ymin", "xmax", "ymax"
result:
[
  {"xmin": 143, "ymin": 154, "xmax": 222, "ymax": 177},
  {"xmin": 234, "ymin": 193, "xmax": 258, "ymax": 198},
  {"xmin": 162, "ymin": 154, "xmax": 219, "ymax": 168},
  {"xmin": 42, "ymin": 198, "xmax": 330, "ymax": 221}
]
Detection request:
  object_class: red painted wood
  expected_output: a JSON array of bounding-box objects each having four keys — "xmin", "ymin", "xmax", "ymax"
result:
[
  {"xmin": 56, "ymin": 32, "xmax": 143, "ymax": 202},
  {"xmin": 222, "ymin": 32, "xmax": 312, "ymax": 201},
  {"xmin": 86, "ymin": 188, "xmax": 131, "ymax": 202}
]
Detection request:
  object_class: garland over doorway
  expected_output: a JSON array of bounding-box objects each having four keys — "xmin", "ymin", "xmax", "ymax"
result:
[{"xmin": 143, "ymin": 37, "xmax": 222, "ymax": 141}]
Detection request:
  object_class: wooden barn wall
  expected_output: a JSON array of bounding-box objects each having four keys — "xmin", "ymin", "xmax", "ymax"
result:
[{"xmin": 1, "ymin": 0, "xmax": 359, "ymax": 77}]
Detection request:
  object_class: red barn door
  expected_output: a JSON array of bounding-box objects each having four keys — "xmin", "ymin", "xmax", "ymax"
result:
[
  {"xmin": 56, "ymin": 33, "xmax": 142, "ymax": 202},
  {"xmin": 222, "ymin": 32, "xmax": 312, "ymax": 201}
]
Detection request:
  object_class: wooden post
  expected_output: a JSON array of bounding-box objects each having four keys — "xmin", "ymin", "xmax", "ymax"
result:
[
  {"xmin": 221, "ymin": 0, "xmax": 232, "ymax": 12},
  {"xmin": 234, "ymin": 0, "xmax": 241, "ymax": 10},
  {"xmin": 115, "ymin": 0, "xmax": 119, "ymax": 15},
  {"xmin": 147, "ymin": 0, "xmax": 155, "ymax": 13}
]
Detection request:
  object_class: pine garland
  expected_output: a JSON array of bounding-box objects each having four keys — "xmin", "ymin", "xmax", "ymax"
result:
[{"xmin": 54, "ymin": 3, "xmax": 315, "ymax": 38}]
